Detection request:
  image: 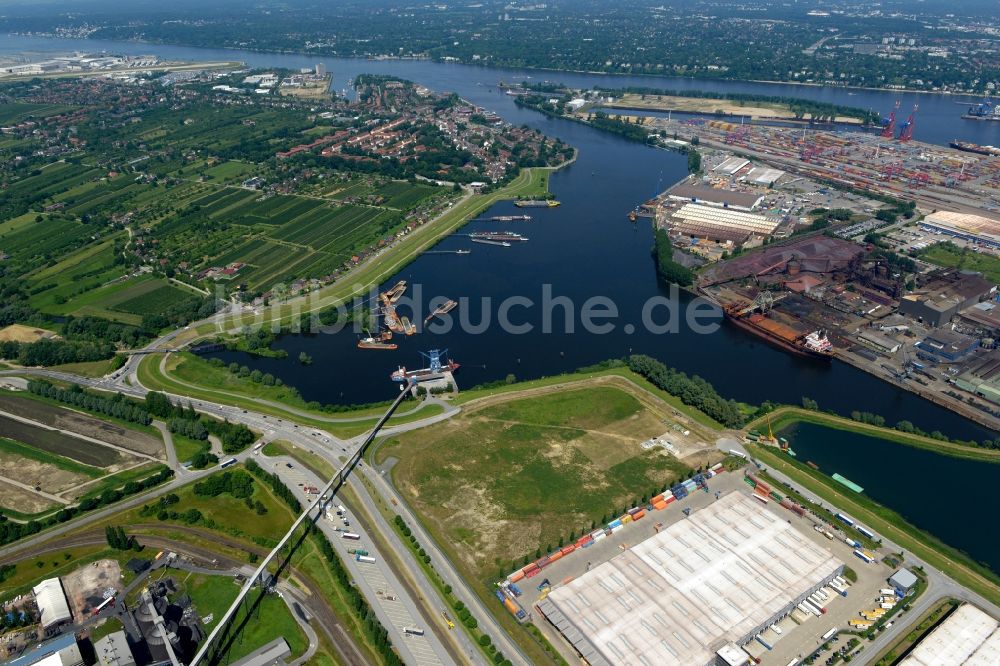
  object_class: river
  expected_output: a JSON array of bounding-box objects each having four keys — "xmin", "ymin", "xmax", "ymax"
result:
[
  {"xmin": 780, "ymin": 420, "xmax": 1000, "ymax": 574},
  {"xmin": 5, "ymin": 35, "xmax": 1000, "ymax": 445}
]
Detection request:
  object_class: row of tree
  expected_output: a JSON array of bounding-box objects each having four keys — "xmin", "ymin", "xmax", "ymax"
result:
[
  {"xmin": 105, "ymin": 525, "xmax": 140, "ymax": 551},
  {"xmin": 652, "ymin": 229, "xmax": 695, "ymax": 287},
  {"xmin": 627, "ymin": 354, "xmax": 745, "ymax": 427},
  {"xmin": 28, "ymin": 380, "xmax": 151, "ymax": 426}
]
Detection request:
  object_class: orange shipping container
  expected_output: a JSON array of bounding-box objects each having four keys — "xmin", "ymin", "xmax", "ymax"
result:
[
  {"xmin": 653, "ymin": 501, "xmax": 668, "ymax": 510},
  {"xmin": 561, "ymin": 545, "xmax": 575, "ymax": 555},
  {"xmin": 509, "ymin": 570, "xmax": 525, "ymax": 583},
  {"xmin": 632, "ymin": 509, "xmax": 646, "ymax": 520},
  {"xmin": 651, "ymin": 494, "xmax": 664, "ymax": 503},
  {"xmin": 504, "ymin": 598, "xmax": 519, "ymax": 615},
  {"xmin": 548, "ymin": 550, "xmax": 564, "ymax": 563}
]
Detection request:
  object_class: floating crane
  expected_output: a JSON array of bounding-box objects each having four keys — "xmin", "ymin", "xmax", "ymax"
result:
[{"xmin": 880, "ymin": 100, "xmax": 900, "ymax": 139}]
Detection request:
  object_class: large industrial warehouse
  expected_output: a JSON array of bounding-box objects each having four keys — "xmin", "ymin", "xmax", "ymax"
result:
[
  {"xmin": 538, "ymin": 493, "xmax": 843, "ymax": 666},
  {"xmin": 919, "ymin": 211, "xmax": 1000, "ymax": 250},
  {"xmin": 670, "ymin": 203, "xmax": 779, "ymax": 246},
  {"xmin": 900, "ymin": 603, "xmax": 1000, "ymax": 665}
]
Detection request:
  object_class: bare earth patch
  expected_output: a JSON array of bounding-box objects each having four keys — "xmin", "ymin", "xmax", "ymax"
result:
[
  {"xmin": 0, "ymin": 324, "xmax": 59, "ymax": 343},
  {"xmin": 0, "ymin": 479, "xmax": 57, "ymax": 514},
  {"xmin": 62, "ymin": 559, "xmax": 123, "ymax": 620},
  {"xmin": 0, "ymin": 454, "xmax": 89, "ymax": 494}
]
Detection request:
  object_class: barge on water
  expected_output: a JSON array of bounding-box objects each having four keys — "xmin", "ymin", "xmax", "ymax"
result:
[
  {"xmin": 470, "ymin": 231, "xmax": 528, "ymax": 243},
  {"xmin": 514, "ymin": 200, "xmax": 560, "ymax": 208}
]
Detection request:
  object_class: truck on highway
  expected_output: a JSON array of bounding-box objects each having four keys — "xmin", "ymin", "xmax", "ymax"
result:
[
  {"xmin": 403, "ymin": 627, "xmax": 424, "ymax": 636},
  {"xmin": 342, "ymin": 532, "xmax": 361, "ymax": 540},
  {"xmin": 356, "ymin": 554, "xmax": 376, "ymax": 564}
]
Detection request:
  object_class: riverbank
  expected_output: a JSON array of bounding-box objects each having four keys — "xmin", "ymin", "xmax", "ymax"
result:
[{"xmin": 746, "ymin": 407, "xmax": 1000, "ymax": 463}]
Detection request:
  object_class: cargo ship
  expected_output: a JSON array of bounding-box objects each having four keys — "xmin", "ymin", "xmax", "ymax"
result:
[
  {"xmin": 470, "ymin": 231, "xmax": 528, "ymax": 243},
  {"xmin": 949, "ymin": 141, "xmax": 1000, "ymax": 157},
  {"xmin": 424, "ymin": 299, "xmax": 458, "ymax": 325},
  {"xmin": 723, "ymin": 303, "xmax": 834, "ymax": 361},
  {"xmin": 391, "ymin": 349, "xmax": 459, "ymax": 382},
  {"xmin": 514, "ymin": 200, "xmax": 560, "ymax": 208}
]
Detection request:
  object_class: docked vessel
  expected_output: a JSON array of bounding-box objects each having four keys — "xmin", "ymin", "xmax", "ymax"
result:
[
  {"xmin": 425, "ymin": 299, "xmax": 458, "ymax": 325},
  {"xmin": 514, "ymin": 200, "xmax": 560, "ymax": 208},
  {"xmin": 723, "ymin": 302, "xmax": 834, "ymax": 361},
  {"xmin": 473, "ymin": 214, "xmax": 532, "ymax": 222},
  {"xmin": 471, "ymin": 238, "xmax": 511, "ymax": 247},
  {"xmin": 391, "ymin": 349, "xmax": 460, "ymax": 382},
  {"xmin": 949, "ymin": 141, "xmax": 1000, "ymax": 157},
  {"xmin": 962, "ymin": 99, "xmax": 1000, "ymax": 121},
  {"xmin": 357, "ymin": 336, "xmax": 398, "ymax": 350},
  {"xmin": 400, "ymin": 316, "xmax": 416, "ymax": 336},
  {"xmin": 470, "ymin": 231, "xmax": 528, "ymax": 243}
]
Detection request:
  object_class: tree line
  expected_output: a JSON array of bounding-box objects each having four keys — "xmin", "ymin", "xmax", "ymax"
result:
[
  {"xmin": 652, "ymin": 229, "xmax": 695, "ymax": 287},
  {"xmin": 28, "ymin": 380, "xmax": 152, "ymax": 426},
  {"xmin": 627, "ymin": 354, "xmax": 745, "ymax": 427}
]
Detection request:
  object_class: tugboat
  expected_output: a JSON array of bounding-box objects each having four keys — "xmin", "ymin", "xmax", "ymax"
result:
[
  {"xmin": 357, "ymin": 336, "xmax": 397, "ymax": 350},
  {"xmin": 391, "ymin": 349, "xmax": 460, "ymax": 382}
]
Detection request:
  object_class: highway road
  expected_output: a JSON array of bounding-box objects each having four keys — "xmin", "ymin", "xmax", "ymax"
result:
[{"xmin": 0, "ymin": 356, "xmax": 519, "ymax": 665}]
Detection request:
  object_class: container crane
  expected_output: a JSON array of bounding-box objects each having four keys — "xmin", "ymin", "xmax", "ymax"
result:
[
  {"xmin": 880, "ymin": 101, "xmax": 900, "ymax": 139},
  {"xmin": 898, "ymin": 105, "xmax": 918, "ymax": 142}
]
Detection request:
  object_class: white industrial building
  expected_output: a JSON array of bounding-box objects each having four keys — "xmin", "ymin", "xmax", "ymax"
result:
[
  {"xmin": 671, "ymin": 203, "xmax": 779, "ymax": 246},
  {"xmin": 745, "ymin": 167, "xmax": 784, "ymax": 187},
  {"xmin": 919, "ymin": 211, "xmax": 1000, "ymax": 250},
  {"xmin": 900, "ymin": 603, "xmax": 1000, "ymax": 665},
  {"xmin": 539, "ymin": 493, "xmax": 843, "ymax": 666},
  {"xmin": 33, "ymin": 578, "xmax": 72, "ymax": 628},
  {"xmin": 714, "ymin": 157, "xmax": 750, "ymax": 176}
]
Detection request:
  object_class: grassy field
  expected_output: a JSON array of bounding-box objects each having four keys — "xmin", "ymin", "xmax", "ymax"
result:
[
  {"xmin": 748, "ymin": 443, "xmax": 1000, "ymax": 607},
  {"xmin": 0, "ymin": 545, "xmax": 130, "ymax": 599},
  {"xmin": 172, "ymin": 433, "xmax": 210, "ymax": 463},
  {"xmin": 375, "ymin": 384, "xmax": 692, "ymax": 582},
  {"xmin": 261, "ymin": 440, "xmax": 336, "ymax": 479},
  {"xmin": 748, "ymin": 407, "xmax": 1000, "ymax": 462},
  {"xmin": 918, "ymin": 243, "xmax": 1000, "ymax": 284},
  {"xmin": 48, "ymin": 358, "xmax": 122, "ymax": 378},
  {"xmin": 180, "ymin": 572, "xmax": 308, "ymax": 662}
]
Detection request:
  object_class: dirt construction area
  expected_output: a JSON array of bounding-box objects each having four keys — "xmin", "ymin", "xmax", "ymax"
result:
[
  {"xmin": 0, "ymin": 393, "xmax": 163, "ymax": 458},
  {"xmin": 62, "ymin": 559, "xmax": 123, "ymax": 619},
  {"xmin": 0, "ymin": 324, "xmax": 58, "ymax": 343},
  {"xmin": 0, "ymin": 479, "xmax": 58, "ymax": 514}
]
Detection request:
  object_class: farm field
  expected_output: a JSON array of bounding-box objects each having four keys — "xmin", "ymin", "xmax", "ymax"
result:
[
  {"xmin": 0, "ymin": 393, "xmax": 164, "ymax": 458},
  {"xmin": 0, "ymin": 102, "xmax": 77, "ymax": 124},
  {"xmin": 0, "ymin": 413, "xmax": 129, "ymax": 468},
  {"xmin": 375, "ymin": 383, "xmax": 693, "ymax": 583},
  {"xmin": 43, "ymin": 274, "xmax": 198, "ymax": 325}
]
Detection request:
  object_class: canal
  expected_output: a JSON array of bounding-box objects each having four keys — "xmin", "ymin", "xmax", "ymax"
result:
[{"xmin": 779, "ymin": 420, "xmax": 1000, "ymax": 575}]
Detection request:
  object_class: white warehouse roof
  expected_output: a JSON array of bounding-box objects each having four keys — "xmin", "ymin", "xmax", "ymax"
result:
[
  {"xmin": 900, "ymin": 604, "xmax": 1000, "ymax": 665},
  {"xmin": 33, "ymin": 578, "xmax": 72, "ymax": 628},
  {"xmin": 541, "ymin": 493, "xmax": 842, "ymax": 666},
  {"xmin": 673, "ymin": 203, "xmax": 779, "ymax": 236}
]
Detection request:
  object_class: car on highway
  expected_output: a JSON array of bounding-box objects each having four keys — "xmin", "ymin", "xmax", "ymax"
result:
[{"xmin": 286, "ymin": 463, "xmax": 293, "ymax": 468}]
